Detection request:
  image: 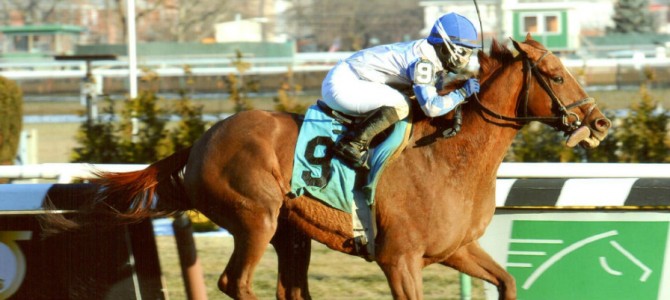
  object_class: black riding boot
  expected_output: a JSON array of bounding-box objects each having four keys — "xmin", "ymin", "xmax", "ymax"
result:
[{"xmin": 333, "ymin": 106, "xmax": 400, "ymax": 170}]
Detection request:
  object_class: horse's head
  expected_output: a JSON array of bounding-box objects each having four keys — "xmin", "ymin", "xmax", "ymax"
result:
[
  {"xmin": 506, "ymin": 34, "xmax": 611, "ymax": 148},
  {"xmin": 474, "ymin": 34, "xmax": 611, "ymax": 148}
]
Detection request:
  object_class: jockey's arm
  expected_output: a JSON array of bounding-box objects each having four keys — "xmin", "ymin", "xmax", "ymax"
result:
[
  {"xmin": 413, "ymin": 81, "xmax": 465, "ymax": 118},
  {"xmin": 408, "ymin": 59, "xmax": 465, "ymax": 118}
]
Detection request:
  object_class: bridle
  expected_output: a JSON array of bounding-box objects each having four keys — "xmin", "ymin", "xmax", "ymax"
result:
[{"xmin": 473, "ymin": 51, "xmax": 596, "ymax": 132}]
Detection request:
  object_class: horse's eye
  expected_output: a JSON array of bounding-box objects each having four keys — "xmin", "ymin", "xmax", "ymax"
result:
[{"xmin": 552, "ymin": 76, "xmax": 564, "ymax": 84}]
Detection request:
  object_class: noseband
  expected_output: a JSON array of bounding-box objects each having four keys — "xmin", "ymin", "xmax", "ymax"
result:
[{"xmin": 474, "ymin": 51, "xmax": 596, "ymax": 132}]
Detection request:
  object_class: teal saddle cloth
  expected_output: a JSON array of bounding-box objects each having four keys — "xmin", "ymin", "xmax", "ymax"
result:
[{"xmin": 290, "ymin": 104, "xmax": 411, "ymax": 213}]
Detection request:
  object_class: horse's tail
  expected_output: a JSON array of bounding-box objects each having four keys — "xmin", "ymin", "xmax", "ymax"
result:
[{"xmin": 42, "ymin": 147, "xmax": 193, "ymax": 236}]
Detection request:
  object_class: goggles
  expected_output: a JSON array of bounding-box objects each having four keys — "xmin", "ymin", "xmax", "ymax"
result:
[
  {"xmin": 433, "ymin": 20, "xmax": 475, "ymax": 71},
  {"xmin": 447, "ymin": 44, "xmax": 473, "ymax": 70}
]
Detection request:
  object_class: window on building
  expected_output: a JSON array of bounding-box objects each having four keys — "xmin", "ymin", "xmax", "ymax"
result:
[
  {"xmin": 524, "ymin": 16, "xmax": 538, "ymax": 33},
  {"xmin": 545, "ymin": 15, "xmax": 559, "ymax": 33},
  {"xmin": 520, "ymin": 12, "xmax": 561, "ymax": 35}
]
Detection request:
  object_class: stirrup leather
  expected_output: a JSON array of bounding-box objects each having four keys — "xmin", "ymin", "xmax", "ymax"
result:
[
  {"xmin": 333, "ymin": 138, "xmax": 370, "ymax": 170},
  {"xmin": 333, "ymin": 106, "xmax": 399, "ymax": 170}
]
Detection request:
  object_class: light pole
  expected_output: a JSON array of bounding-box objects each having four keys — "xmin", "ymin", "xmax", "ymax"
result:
[{"xmin": 127, "ymin": 0, "xmax": 138, "ymax": 99}]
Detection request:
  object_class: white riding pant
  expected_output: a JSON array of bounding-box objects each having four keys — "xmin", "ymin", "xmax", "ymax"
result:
[{"xmin": 321, "ymin": 61, "xmax": 410, "ymax": 118}]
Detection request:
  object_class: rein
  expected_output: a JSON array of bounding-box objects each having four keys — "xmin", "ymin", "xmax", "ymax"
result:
[{"xmin": 472, "ymin": 51, "xmax": 595, "ymax": 131}]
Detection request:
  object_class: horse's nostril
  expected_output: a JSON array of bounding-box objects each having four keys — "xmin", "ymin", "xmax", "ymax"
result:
[{"xmin": 594, "ymin": 118, "xmax": 612, "ymax": 131}]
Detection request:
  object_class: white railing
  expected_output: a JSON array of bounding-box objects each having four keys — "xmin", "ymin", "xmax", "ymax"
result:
[
  {"xmin": 0, "ymin": 52, "xmax": 355, "ymax": 80},
  {"xmin": 2, "ymin": 162, "xmax": 670, "ymax": 184},
  {"xmin": 1, "ymin": 53, "xmax": 669, "ymax": 80},
  {"xmin": 0, "ymin": 164, "xmax": 146, "ymax": 183},
  {"xmin": 497, "ymin": 162, "xmax": 670, "ymax": 178}
]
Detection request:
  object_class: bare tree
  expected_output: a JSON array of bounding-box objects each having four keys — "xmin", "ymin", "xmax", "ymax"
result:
[
  {"xmin": 285, "ymin": 0, "xmax": 423, "ymax": 51},
  {"xmin": 108, "ymin": 0, "xmax": 243, "ymax": 42},
  {"xmin": 112, "ymin": 0, "xmax": 166, "ymax": 42},
  {"xmin": 169, "ymin": 0, "xmax": 238, "ymax": 42},
  {"xmin": 0, "ymin": 0, "xmax": 66, "ymax": 25}
]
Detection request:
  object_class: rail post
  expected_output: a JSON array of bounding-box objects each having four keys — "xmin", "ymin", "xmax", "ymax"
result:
[
  {"xmin": 460, "ymin": 273, "xmax": 472, "ymax": 300},
  {"xmin": 172, "ymin": 212, "xmax": 208, "ymax": 300}
]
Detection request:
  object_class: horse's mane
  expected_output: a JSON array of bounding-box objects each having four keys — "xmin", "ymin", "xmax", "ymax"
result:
[
  {"xmin": 411, "ymin": 38, "xmax": 519, "ymax": 143},
  {"xmin": 477, "ymin": 38, "xmax": 516, "ymax": 83},
  {"xmin": 437, "ymin": 38, "xmax": 515, "ymax": 94}
]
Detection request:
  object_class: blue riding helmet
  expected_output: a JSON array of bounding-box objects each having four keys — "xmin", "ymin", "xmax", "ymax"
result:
[{"xmin": 427, "ymin": 13, "xmax": 479, "ymax": 49}]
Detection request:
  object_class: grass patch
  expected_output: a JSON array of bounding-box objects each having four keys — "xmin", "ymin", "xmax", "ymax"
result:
[{"xmin": 156, "ymin": 235, "xmax": 486, "ymax": 299}]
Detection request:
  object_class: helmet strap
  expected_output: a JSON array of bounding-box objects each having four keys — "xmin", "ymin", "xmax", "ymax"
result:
[
  {"xmin": 433, "ymin": 43, "xmax": 453, "ymax": 71},
  {"xmin": 433, "ymin": 19, "xmax": 470, "ymax": 72},
  {"xmin": 434, "ymin": 20, "xmax": 458, "ymax": 57}
]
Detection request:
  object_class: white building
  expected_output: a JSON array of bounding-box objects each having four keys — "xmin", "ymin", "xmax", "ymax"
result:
[{"xmin": 420, "ymin": 0, "xmax": 619, "ymax": 52}]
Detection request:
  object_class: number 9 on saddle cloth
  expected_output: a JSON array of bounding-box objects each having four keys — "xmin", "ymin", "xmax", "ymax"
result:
[{"xmin": 289, "ymin": 101, "xmax": 411, "ymax": 213}]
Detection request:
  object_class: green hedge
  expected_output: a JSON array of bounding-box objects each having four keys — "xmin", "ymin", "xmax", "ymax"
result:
[{"xmin": 0, "ymin": 76, "xmax": 23, "ymax": 167}]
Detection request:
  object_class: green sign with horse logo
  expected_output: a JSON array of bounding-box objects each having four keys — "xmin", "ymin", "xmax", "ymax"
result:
[
  {"xmin": 480, "ymin": 213, "xmax": 670, "ymax": 300},
  {"xmin": 508, "ymin": 220, "xmax": 667, "ymax": 300}
]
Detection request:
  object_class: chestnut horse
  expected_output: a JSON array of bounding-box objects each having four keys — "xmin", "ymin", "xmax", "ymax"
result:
[{"xmin": 62, "ymin": 36, "xmax": 611, "ymax": 300}]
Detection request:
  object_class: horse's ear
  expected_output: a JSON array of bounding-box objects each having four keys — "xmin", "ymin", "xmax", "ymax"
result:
[
  {"xmin": 511, "ymin": 38, "xmax": 524, "ymax": 54},
  {"xmin": 525, "ymin": 32, "xmax": 534, "ymax": 41},
  {"xmin": 511, "ymin": 33, "xmax": 537, "ymax": 55},
  {"xmin": 512, "ymin": 37, "xmax": 538, "ymax": 57}
]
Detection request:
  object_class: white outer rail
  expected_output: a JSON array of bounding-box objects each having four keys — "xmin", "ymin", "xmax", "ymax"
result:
[
  {"xmin": 0, "ymin": 163, "xmax": 146, "ymax": 183},
  {"xmin": 1, "ymin": 54, "xmax": 669, "ymax": 80},
  {"xmin": 497, "ymin": 162, "xmax": 670, "ymax": 178},
  {"xmin": 2, "ymin": 162, "xmax": 670, "ymax": 183}
]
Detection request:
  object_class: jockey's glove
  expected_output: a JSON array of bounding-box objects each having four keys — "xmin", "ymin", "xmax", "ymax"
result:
[{"xmin": 459, "ymin": 78, "xmax": 480, "ymax": 98}]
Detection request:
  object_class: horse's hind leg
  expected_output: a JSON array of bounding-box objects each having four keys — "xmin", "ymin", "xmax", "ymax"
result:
[
  {"xmin": 271, "ymin": 221, "xmax": 312, "ymax": 300},
  {"xmin": 442, "ymin": 241, "xmax": 516, "ymax": 300},
  {"xmin": 217, "ymin": 210, "xmax": 279, "ymax": 299}
]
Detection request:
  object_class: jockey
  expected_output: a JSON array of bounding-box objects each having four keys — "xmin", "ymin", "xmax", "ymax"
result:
[{"xmin": 321, "ymin": 12, "xmax": 481, "ymax": 170}]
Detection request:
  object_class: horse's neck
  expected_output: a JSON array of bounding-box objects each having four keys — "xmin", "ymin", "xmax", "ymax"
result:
[{"xmin": 422, "ymin": 63, "xmax": 523, "ymax": 179}]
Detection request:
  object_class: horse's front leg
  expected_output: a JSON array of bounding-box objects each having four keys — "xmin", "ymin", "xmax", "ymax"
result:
[
  {"xmin": 271, "ymin": 220, "xmax": 312, "ymax": 300},
  {"xmin": 376, "ymin": 251, "xmax": 425, "ymax": 300},
  {"xmin": 442, "ymin": 241, "xmax": 517, "ymax": 300}
]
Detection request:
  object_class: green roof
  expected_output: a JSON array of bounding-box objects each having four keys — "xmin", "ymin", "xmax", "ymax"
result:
[
  {"xmin": 0, "ymin": 24, "xmax": 84, "ymax": 35},
  {"xmin": 76, "ymin": 41, "xmax": 296, "ymax": 58}
]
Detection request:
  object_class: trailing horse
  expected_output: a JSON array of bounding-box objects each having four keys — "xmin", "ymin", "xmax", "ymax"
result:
[{"xmin": 50, "ymin": 36, "xmax": 611, "ymax": 300}]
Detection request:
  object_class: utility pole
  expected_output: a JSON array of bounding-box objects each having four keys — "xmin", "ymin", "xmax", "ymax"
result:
[
  {"xmin": 126, "ymin": 0, "xmax": 139, "ymax": 143},
  {"xmin": 127, "ymin": 0, "xmax": 138, "ymax": 99}
]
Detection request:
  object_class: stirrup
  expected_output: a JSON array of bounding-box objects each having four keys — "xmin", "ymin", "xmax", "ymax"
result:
[{"xmin": 333, "ymin": 141, "xmax": 370, "ymax": 170}]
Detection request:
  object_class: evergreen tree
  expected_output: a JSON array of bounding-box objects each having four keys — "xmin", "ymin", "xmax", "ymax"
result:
[
  {"xmin": 506, "ymin": 122, "xmax": 583, "ymax": 162},
  {"xmin": 614, "ymin": 85, "xmax": 670, "ymax": 162},
  {"xmin": 117, "ymin": 91, "xmax": 168, "ymax": 163},
  {"xmin": 71, "ymin": 91, "xmax": 169, "ymax": 164},
  {"xmin": 274, "ymin": 67, "xmax": 308, "ymax": 114},
  {"xmin": 0, "ymin": 76, "xmax": 23, "ymax": 168},
  {"xmin": 164, "ymin": 91, "xmax": 209, "ymax": 156},
  {"xmin": 71, "ymin": 93, "xmax": 211, "ymax": 164},
  {"xmin": 71, "ymin": 97, "xmax": 122, "ymax": 163},
  {"xmin": 225, "ymin": 50, "xmax": 257, "ymax": 113},
  {"xmin": 608, "ymin": 0, "xmax": 655, "ymax": 33}
]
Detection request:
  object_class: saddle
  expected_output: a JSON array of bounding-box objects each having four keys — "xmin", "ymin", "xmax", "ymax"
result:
[
  {"xmin": 315, "ymin": 100, "xmax": 402, "ymax": 151},
  {"xmin": 315, "ymin": 100, "xmax": 359, "ymax": 126},
  {"xmin": 289, "ymin": 101, "xmax": 412, "ymax": 258}
]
